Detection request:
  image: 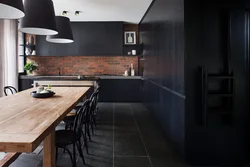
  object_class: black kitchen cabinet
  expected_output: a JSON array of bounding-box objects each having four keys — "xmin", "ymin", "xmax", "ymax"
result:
[
  {"xmin": 36, "ymin": 22, "xmax": 123, "ymax": 56},
  {"xmin": 19, "ymin": 78, "xmax": 34, "ymax": 91},
  {"xmin": 99, "ymin": 78, "xmax": 142, "ymax": 102}
]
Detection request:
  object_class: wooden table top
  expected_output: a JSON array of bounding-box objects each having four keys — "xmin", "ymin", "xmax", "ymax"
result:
[{"xmin": 0, "ymin": 87, "xmax": 90, "ymax": 153}]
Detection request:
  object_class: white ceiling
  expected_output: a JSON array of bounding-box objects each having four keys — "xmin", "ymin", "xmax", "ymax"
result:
[{"xmin": 52, "ymin": 0, "xmax": 152, "ymax": 23}]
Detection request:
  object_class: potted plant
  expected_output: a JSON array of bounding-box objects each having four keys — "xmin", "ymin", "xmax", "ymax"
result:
[{"xmin": 24, "ymin": 62, "xmax": 38, "ymax": 75}]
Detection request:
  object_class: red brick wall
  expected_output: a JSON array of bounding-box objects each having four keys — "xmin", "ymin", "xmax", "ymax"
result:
[{"xmin": 27, "ymin": 56, "xmax": 139, "ymax": 76}]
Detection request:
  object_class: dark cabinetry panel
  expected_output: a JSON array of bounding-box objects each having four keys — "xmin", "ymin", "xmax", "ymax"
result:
[
  {"xmin": 19, "ymin": 78, "xmax": 34, "ymax": 91},
  {"xmin": 185, "ymin": 0, "xmax": 250, "ymax": 165},
  {"xmin": 139, "ymin": 0, "xmax": 185, "ymax": 159},
  {"xmin": 142, "ymin": 79, "xmax": 185, "ymax": 155},
  {"xmin": 99, "ymin": 79, "xmax": 142, "ymax": 102},
  {"xmin": 36, "ymin": 22, "xmax": 123, "ymax": 56}
]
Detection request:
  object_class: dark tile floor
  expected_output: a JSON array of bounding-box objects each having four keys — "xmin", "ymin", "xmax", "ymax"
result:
[{"xmin": 2, "ymin": 103, "xmax": 187, "ymax": 167}]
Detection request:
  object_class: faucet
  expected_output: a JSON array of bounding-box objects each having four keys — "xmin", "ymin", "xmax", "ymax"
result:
[{"xmin": 58, "ymin": 68, "xmax": 61, "ymax": 76}]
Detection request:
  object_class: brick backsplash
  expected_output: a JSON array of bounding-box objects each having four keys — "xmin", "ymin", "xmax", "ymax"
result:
[{"xmin": 26, "ymin": 56, "xmax": 139, "ymax": 76}]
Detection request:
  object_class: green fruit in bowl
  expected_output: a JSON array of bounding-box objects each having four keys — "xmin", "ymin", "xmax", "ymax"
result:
[{"xmin": 47, "ymin": 84, "xmax": 52, "ymax": 89}]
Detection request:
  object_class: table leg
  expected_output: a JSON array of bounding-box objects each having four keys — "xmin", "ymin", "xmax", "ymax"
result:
[{"xmin": 43, "ymin": 130, "xmax": 55, "ymax": 167}]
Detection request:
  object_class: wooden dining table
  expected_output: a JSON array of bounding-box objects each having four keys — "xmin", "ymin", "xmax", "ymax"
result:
[{"xmin": 0, "ymin": 87, "xmax": 90, "ymax": 167}]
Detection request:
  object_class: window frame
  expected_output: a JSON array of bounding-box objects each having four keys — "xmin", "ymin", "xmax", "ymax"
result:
[{"xmin": 18, "ymin": 32, "xmax": 27, "ymax": 75}]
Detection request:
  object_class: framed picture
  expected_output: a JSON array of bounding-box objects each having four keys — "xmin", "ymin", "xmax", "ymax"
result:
[{"xmin": 124, "ymin": 31, "xmax": 136, "ymax": 44}]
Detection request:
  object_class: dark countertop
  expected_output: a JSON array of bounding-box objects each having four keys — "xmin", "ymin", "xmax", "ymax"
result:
[
  {"xmin": 19, "ymin": 75, "xmax": 142, "ymax": 80},
  {"xmin": 19, "ymin": 75, "xmax": 99, "ymax": 81}
]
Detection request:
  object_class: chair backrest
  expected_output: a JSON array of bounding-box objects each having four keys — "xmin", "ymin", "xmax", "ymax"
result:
[
  {"xmin": 4, "ymin": 86, "xmax": 17, "ymax": 96},
  {"xmin": 96, "ymin": 86, "xmax": 100, "ymax": 103},
  {"xmin": 72, "ymin": 99, "xmax": 90, "ymax": 137},
  {"xmin": 89, "ymin": 90, "xmax": 99, "ymax": 112},
  {"xmin": 95, "ymin": 85, "xmax": 101, "ymax": 93}
]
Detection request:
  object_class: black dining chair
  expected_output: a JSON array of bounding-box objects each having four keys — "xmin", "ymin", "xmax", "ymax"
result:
[
  {"xmin": 63, "ymin": 103, "xmax": 91, "ymax": 154},
  {"xmin": 93, "ymin": 86, "xmax": 101, "ymax": 126},
  {"xmin": 55, "ymin": 99, "xmax": 90, "ymax": 167},
  {"xmin": 88, "ymin": 88, "xmax": 100, "ymax": 135},
  {"xmin": 64, "ymin": 86, "xmax": 100, "ymax": 139},
  {"xmin": 4, "ymin": 86, "xmax": 17, "ymax": 96}
]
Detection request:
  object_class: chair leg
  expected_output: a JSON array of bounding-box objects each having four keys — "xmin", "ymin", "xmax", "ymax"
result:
[
  {"xmin": 77, "ymin": 140, "xmax": 86, "ymax": 164},
  {"xmin": 82, "ymin": 130, "xmax": 89, "ymax": 154},
  {"xmin": 94, "ymin": 107, "xmax": 98, "ymax": 127},
  {"xmin": 90, "ymin": 114, "xmax": 94, "ymax": 135},
  {"xmin": 88, "ymin": 124, "xmax": 92, "ymax": 141},
  {"xmin": 90, "ymin": 120, "xmax": 94, "ymax": 135},
  {"xmin": 85, "ymin": 123, "xmax": 91, "ymax": 141},
  {"xmin": 73, "ymin": 143, "xmax": 77, "ymax": 167},
  {"xmin": 64, "ymin": 147, "xmax": 75, "ymax": 167},
  {"xmin": 63, "ymin": 145, "xmax": 67, "ymax": 153},
  {"xmin": 94, "ymin": 114, "xmax": 97, "ymax": 127},
  {"xmin": 56, "ymin": 147, "xmax": 59, "ymax": 162}
]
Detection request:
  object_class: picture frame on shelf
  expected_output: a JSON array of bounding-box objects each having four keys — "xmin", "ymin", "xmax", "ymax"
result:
[{"xmin": 124, "ymin": 31, "xmax": 136, "ymax": 44}]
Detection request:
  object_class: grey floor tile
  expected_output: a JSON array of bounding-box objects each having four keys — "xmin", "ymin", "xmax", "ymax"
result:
[
  {"xmin": 87, "ymin": 136, "xmax": 113, "ymax": 157},
  {"xmin": 0, "ymin": 152, "xmax": 7, "ymax": 161},
  {"xmin": 150, "ymin": 156, "xmax": 187, "ymax": 167},
  {"xmin": 114, "ymin": 123, "xmax": 137, "ymax": 137},
  {"xmin": 137, "ymin": 122, "xmax": 187, "ymax": 166},
  {"xmin": 94, "ymin": 122, "xmax": 113, "ymax": 137},
  {"xmin": 114, "ymin": 103, "xmax": 134, "ymax": 124},
  {"xmin": 84, "ymin": 156, "xmax": 113, "ymax": 167},
  {"xmin": 37, "ymin": 156, "xmax": 79, "ymax": 167},
  {"xmin": 138, "ymin": 122, "xmax": 173, "ymax": 147},
  {"xmin": 96, "ymin": 103, "xmax": 113, "ymax": 123},
  {"xmin": 130, "ymin": 103, "xmax": 155, "ymax": 123},
  {"xmin": 10, "ymin": 154, "xmax": 42, "ymax": 167},
  {"xmin": 114, "ymin": 157, "xmax": 151, "ymax": 167},
  {"xmin": 114, "ymin": 133, "xmax": 147, "ymax": 156}
]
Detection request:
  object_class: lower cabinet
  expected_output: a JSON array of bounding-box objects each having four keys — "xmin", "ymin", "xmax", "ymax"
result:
[
  {"xmin": 19, "ymin": 78, "xmax": 34, "ymax": 91},
  {"xmin": 19, "ymin": 77, "xmax": 142, "ymax": 102},
  {"xmin": 99, "ymin": 79, "xmax": 142, "ymax": 102}
]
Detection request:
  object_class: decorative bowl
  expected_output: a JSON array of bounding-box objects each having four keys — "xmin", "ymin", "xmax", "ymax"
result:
[{"xmin": 31, "ymin": 90, "xmax": 55, "ymax": 98}]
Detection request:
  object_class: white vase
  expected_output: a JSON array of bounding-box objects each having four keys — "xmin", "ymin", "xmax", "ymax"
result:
[{"xmin": 32, "ymin": 50, "xmax": 36, "ymax": 55}]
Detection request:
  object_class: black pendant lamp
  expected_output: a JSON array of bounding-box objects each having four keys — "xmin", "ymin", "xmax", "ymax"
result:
[
  {"xmin": 19, "ymin": 0, "xmax": 58, "ymax": 35},
  {"xmin": 0, "ymin": 0, "xmax": 25, "ymax": 19},
  {"xmin": 46, "ymin": 16, "xmax": 74, "ymax": 43}
]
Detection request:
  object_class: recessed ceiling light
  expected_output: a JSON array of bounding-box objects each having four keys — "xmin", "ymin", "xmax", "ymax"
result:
[
  {"xmin": 62, "ymin": 11, "xmax": 68, "ymax": 16},
  {"xmin": 75, "ymin": 11, "xmax": 80, "ymax": 16}
]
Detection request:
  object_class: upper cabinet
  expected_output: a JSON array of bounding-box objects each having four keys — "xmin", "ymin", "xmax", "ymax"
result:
[{"xmin": 36, "ymin": 22, "xmax": 123, "ymax": 56}]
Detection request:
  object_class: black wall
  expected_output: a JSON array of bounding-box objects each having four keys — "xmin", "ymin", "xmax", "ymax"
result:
[
  {"xmin": 36, "ymin": 22, "xmax": 123, "ymax": 56},
  {"xmin": 139, "ymin": 0, "xmax": 185, "ymax": 157}
]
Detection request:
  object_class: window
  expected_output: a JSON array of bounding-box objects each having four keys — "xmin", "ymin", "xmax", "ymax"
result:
[{"xmin": 18, "ymin": 30, "xmax": 25, "ymax": 73}]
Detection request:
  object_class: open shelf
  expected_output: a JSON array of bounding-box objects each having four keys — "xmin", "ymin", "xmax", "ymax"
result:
[
  {"xmin": 123, "ymin": 44, "xmax": 141, "ymax": 46},
  {"xmin": 123, "ymin": 43, "xmax": 142, "ymax": 56}
]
